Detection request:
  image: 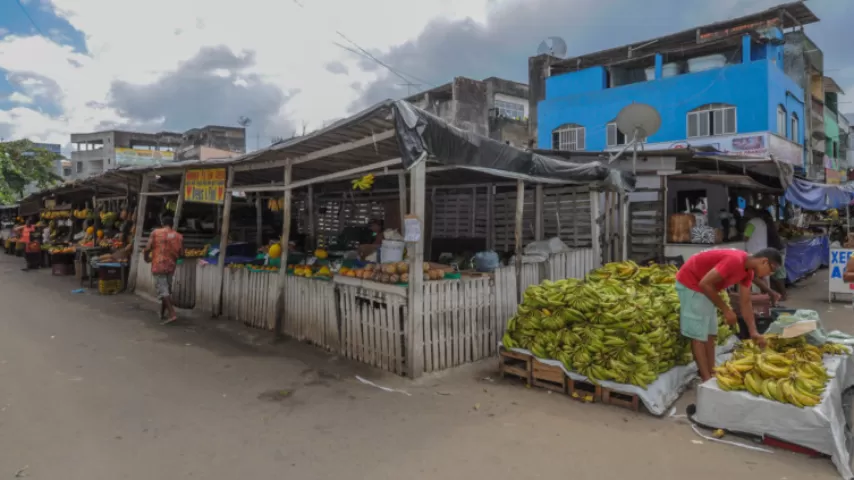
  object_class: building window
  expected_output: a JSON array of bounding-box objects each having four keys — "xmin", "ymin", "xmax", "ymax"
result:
[
  {"xmin": 75, "ymin": 162, "xmax": 83, "ymax": 174},
  {"xmin": 791, "ymin": 113, "xmax": 799, "ymax": 143},
  {"xmin": 495, "ymin": 99, "xmax": 525, "ymax": 120},
  {"xmin": 607, "ymin": 122, "xmax": 626, "ymax": 147},
  {"xmin": 776, "ymin": 105, "xmax": 787, "ymax": 137},
  {"xmin": 63, "ymin": 167, "xmax": 72, "ymax": 177},
  {"xmin": 687, "ymin": 103, "xmax": 736, "ymax": 138},
  {"xmin": 552, "ymin": 124, "xmax": 585, "ymax": 151}
]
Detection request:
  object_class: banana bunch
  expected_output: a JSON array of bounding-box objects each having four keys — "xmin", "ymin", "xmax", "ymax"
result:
[
  {"xmin": 267, "ymin": 198, "xmax": 285, "ymax": 212},
  {"xmin": 714, "ymin": 336, "xmax": 841, "ymax": 408},
  {"xmin": 165, "ymin": 200, "xmax": 178, "ymax": 212},
  {"xmin": 504, "ymin": 262, "xmax": 736, "ymax": 389},
  {"xmin": 351, "ymin": 173, "xmax": 375, "ymax": 191},
  {"xmin": 822, "ymin": 343, "xmax": 852, "ymax": 356}
]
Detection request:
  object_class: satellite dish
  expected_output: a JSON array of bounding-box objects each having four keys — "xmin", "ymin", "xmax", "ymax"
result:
[
  {"xmin": 615, "ymin": 103, "xmax": 661, "ymax": 140},
  {"xmin": 537, "ymin": 37, "xmax": 568, "ymax": 58},
  {"xmin": 610, "ymin": 103, "xmax": 662, "ymax": 172}
]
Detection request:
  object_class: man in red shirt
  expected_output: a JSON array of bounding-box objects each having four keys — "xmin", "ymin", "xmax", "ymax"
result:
[
  {"xmin": 675, "ymin": 248, "xmax": 782, "ymax": 382},
  {"xmin": 144, "ymin": 214, "xmax": 184, "ymax": 325}
]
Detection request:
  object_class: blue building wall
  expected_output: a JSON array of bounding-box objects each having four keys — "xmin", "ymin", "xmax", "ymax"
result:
[{"xmin": 537, "ymin": 35, "xmax": 805, "ymax": 153}]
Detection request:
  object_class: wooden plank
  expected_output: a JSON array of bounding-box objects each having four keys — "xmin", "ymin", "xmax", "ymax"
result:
[
  {"xmin": 127, "ymin": 175, "xmax": 150, "ymax": 292},
  {"xmin": 436, "ymin": 282, "xmax": 445, "ymax": 371},
  {"xmin": 406, "ymin": 160, "xmax": 426, "ymax": 377},
  {"xmin": 214, "ymin": 167, "xmax": 235, "ymax": 317},
  {"xmin": 276, "ymin": 161, "xmax": 292, "ymax": 336}
]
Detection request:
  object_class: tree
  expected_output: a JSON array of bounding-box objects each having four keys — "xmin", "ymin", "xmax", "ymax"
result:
[{"xmin": 0, "ymin": 140, "xmax": 63, "ymax": 204}]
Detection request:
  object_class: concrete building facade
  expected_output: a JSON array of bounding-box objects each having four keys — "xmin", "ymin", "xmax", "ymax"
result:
[
  {"xmin": 406, "ymin": 76, "xmax": 531, "ymax": 147},
  {"xmin": 528, "ymin": 2, "xmax": 820, "ymax": 178}
]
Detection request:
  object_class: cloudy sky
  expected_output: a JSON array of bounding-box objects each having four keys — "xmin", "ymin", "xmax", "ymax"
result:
[{"xmin": 0, "ymin": 0, "xmax": 851, "ymax": 153}]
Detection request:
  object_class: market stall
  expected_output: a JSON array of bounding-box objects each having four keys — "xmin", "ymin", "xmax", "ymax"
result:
[{"xmin": 122, "ymin": 100, "xmax": 631, "ymax": 377}]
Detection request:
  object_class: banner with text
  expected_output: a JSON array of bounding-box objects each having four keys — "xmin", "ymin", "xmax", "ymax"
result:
[
  {"xmin": 115, "ymin": 148, "xmax": 174, "ymax": 166},
  {"xmin": 184, "ymin": 168, "xmax": 227, "ymax": 204},
  {"xmin": 828, "ymin": 248, "xmax": 854, "ymax": 300}
]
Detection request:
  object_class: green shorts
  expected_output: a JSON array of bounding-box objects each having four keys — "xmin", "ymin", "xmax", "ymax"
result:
[
  {"xmin": 676, "ymin": 281, "xmax": 718, "ymax": 341},
  {"xmin": 772, "ymin": 252, "xmax": 786, "ymax": 280}
]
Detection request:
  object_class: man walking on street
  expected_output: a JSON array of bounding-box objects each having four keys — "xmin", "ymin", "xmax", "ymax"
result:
[
  {"xmin": 675, "ymin": 248, "xmax": 781, "ymax": 382},
  {"xmin": 144, "ymin": 214, "xmax": 183, "ymax": 325}
]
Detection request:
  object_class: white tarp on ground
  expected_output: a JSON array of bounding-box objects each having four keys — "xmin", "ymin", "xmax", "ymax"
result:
[
  {"xmin": 501, "ymin": 337, "xmax": 736, "ymax": 416},
  {"xmin": 695, "ymin": 354, "xmax": 854, "ymax": 480}
]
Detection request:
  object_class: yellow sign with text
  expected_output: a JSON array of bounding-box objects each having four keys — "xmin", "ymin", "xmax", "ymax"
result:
[{"xmin": 184, "ymin": 168, "xmax": 227, "ymax": 204}]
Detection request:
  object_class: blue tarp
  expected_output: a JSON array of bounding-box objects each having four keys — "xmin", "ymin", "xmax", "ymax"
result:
[
  {"xmin": 785, "ymin": 235, "xmax": 828, "ymax": 283},
  {"xmin": 785, "ymin": 178, "xmax": 854, "ymax": 210}
]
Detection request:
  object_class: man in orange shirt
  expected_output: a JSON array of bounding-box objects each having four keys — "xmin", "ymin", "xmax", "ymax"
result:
[{"xmin": 144, "ymin": 214, "xmax": 184, "ymax": 324}]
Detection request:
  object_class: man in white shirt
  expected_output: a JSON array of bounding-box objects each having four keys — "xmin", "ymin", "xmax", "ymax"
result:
[{"xmin": 743, "ymin": 205, "xmax": 786, "ymax": 301}]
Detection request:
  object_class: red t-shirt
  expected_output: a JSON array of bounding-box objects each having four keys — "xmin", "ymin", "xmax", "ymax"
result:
[{"xmin": 675, "ymin": 249, "xmax": 754, "ymax": 292}]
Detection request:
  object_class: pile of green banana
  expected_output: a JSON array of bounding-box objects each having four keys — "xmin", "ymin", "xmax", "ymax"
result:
[
  {"xmin": 502, "ymin": 261, "xmax": 736, "ymax": 389},
  {"xmin": 714, "ymin": 335, "xmax": 850, "ymax": 408}
]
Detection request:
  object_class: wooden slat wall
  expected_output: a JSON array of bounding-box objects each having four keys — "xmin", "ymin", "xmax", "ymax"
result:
[
  {"xmin": 314, "ymin": 199, "xmax": 385, "ymax": 248},
  {"xmin": 282, "ymin": 276, "xmax": 339, "ymax": 350},
  {"xmin": 194, "ymin": 262, "xmax": 222, "ymax": 315},
  {"xmin": 431, "ymin": 188, "xmax": 489, "ymax": 239},
  {"xmin": 628, "ymin": 190, "xmax": 665, "ymax": 263},
  {"xmin": 545, "ymin": 248, "xmax": 599, "ymax": 280},
  {"xmin": 221, "ymin": 269, "xmax": 279, "ymax": 330},
  {"xmin": 172, "ymin": 259, "xmax": 196, "ymax": 309},
  {"xmin": 134, "ymin": 251, "xmax": 156, "ymax": 298},
  {"xmin": 420, "ymin": 277, "xmax": 499, "ymax": 372},
  {"xmin": 337, "ymin": 285, "xmax": 407, "ymax": 375},
  {"xmin": 541, "ymin": 186, "xmax": 593, "ymax": 248},
  {"xmin": 494, "ymin": 266, "xmax": 517, "ymax": 340},
  {"xmin": 493, "ymin": 190, "xmax": 535, "ymax": 252}
]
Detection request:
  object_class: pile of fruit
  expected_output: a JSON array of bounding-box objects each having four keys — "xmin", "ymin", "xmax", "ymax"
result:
[
  {"xmin": 502, "ymin": 261, "xmax": 736, "ymax": 389},
  {"xmin": 291, "ymin": 265, "xmax": 331, "ymax": 278},
  {"xmin": 48, "ymin": 245, "xmax": 75, "ymax": 255},
  {"xmin": 714, "ymin": 335, "xmax": 850, "ymax": 408},
  {"xmin": 342, "ymin": 262, "xmax": 411, "ymax": 283},
  {"xmin": 267, "ymin": 198, "xmax": 285, "ymax": 212},
  {"xmin": 72, "ymin": 208, "xmax": 93, "ymax": 220}
]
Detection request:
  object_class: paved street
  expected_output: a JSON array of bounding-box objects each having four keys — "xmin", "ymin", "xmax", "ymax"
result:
[{"xmin": 0, "ymin": 253, "xmax": 846, "ymax": 479}]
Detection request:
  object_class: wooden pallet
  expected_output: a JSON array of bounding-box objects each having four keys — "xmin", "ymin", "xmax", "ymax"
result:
[
  {"xmin": 567, "ymin": 377, "xmax": 602, "ymax": 403},
  {"xmin": 532, "ymin": 360, "xmax": 567, "ymax": 393},
  {"xmin": 601, "ymin": 387, "xmax": 640, "ymax": 412},
  {"xmin": 499, "ymin": 349, "xmax": 532, "ymax": 385}
]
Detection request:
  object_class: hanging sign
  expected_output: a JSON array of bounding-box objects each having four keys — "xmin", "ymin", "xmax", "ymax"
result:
[{"xmin": 184, "ymin": 168, "xmax": 227, "ymax": 204}]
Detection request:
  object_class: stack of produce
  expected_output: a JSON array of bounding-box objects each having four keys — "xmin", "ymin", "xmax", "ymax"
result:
[
  {"xmin": 343, "ymin": 262, "xmax": 412, "ymax": 283},
  {"xmin": 502, "ymin": 261, "xmax": 736, "ymax": 389},
  {"xmin": 713, "ymin": 335, "xmax": 850, "ymax": 407},
  {"xmin": 183, "ymin": 247, "xmax": 208, "ymax": 258}
]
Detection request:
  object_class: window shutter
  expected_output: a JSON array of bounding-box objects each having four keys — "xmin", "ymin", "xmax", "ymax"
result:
[
  {"xmin": 688, "ymin": 113, "xmax": 698, "ymax": 138},
  {"xmin": 552, "ymin": 131, "xmax": 560, "ymax": 150},
  {"xmin": 698, "ymin": 113, "xmax": 710, "ymax": 137},
  {"xmin": 713, "ymin": 110, "xmax": 723, "ymax": 136},
  {"xmin": 577, "ymin": 128, "xmax": 585, "ymax": 150},
  {"xmin": 607, "ymin": 123, "xmax": 616, "ymax": 147},
  {"xmin": 725, "ymin": 108, "xmax": 736, "ymax": 134}
]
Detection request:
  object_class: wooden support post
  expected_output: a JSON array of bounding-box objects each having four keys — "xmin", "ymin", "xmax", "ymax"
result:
[
  {"xmin": 173, "ymin": 172, "xmax": 187, "ymax": 229},
  {"xmin": 486, "ymin": 184, "xmax": 494, "ymax": 250},
  {"xmin": 534, "ymin": 184, "xmax": 544, "ymax": 241},
  {"xmin": 255, "ymin": 194, "xmax": 263, "ymax": 248},
  {"xmin": 215, "ymin": 167, "xmax": 235, "ymax": 317},
  {"xmin": 307, "ymin": 184, "xmax": 315, "ymax": 250},
  {"xmin": 590, "ymin": 189, "xmax": 602, "ymax": 267},
  {"xmin": 398, "ymin": 173, "xmax": 407, "ymax": 226},
  {"xmin": 515, "ymin": 179, "xmax": 525, "ymax": 303},
  {"xmin": 620, "ymin": 192, "xmax": 629, "ymax": 261},
  {"xmin": 127, "ymin": 175, "xmax": 150, "ymax": 292},
  {"xmin": 92, "ymin": 192, "xmax": 100, "ymax": 234},
  {"xmin": 406, "ymin": 160, "xmax": 426, "ymax": 378},
  {"xmin": 275, "ymin": 160, "xmax": 293, "ymax": 338}
]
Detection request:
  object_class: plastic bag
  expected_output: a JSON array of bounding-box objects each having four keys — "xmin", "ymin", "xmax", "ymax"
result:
[
  {"xmin": 763, "ymin": 309, "xmax": 854, "ymax": 346},
  {"xmin": 473, "ymin": 251, "xmax": 500, "ymax": 272}
]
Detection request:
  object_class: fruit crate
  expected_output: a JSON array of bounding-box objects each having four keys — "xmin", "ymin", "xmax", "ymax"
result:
[
  {"xmin": 499, "ymin": 348, "xmax": 532, "ymax": 386},
  {"xmin": 532, "ymin": 360, "xmax": 567, "ymax": 393},
  {"xmin": 567, "ymin": 377, "xmax": 602, "ymax": 403},
  {"xmin": 98, "ymin": 279, "xmax": 123, "ymax": 295},
  {"xmin": 601, "ymin": 387, "xmax": 640, "ymax": 412}
]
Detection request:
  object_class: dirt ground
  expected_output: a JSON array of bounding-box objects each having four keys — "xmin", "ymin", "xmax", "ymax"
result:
[{"xmin": 0, "ymin": 254, "xmax": 849, "ymax": 479}]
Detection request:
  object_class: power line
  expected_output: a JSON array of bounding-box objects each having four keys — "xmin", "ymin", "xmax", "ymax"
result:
[
  {"xmin": 15, "ymin": 0, "xmax": 46, "ymax": 37},
  {"xmin": 290, "ymin": 0, "xmax": 438, "ymax": 89}
]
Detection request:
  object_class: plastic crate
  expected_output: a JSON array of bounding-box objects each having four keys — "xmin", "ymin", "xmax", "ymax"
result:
[
  {"xmin": 98, "ymin": 279, "xmax": 123, "ymax": 295},
  {"xmin": 98, "ymin": 266, "xmax": 122, "ymax": 281}
]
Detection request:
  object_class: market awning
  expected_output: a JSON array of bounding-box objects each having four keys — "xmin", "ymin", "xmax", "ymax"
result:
[
  {"xmin": 667, "ymin": 174, "xmax": 782, "ymax": 193},
  {"xmin": 784, "ymin": 177, "xmax": 854, "ymax": 210}
]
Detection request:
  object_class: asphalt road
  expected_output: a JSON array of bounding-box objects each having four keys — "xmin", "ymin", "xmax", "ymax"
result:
[{"xmin": 0, "ymin": 254, "xmax": 844, "ymax": 479}]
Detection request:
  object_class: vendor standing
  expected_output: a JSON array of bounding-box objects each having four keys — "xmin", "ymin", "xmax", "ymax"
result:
[
  {"xmin": 357, "ymin": 219, "xmax": 384, "ymax": 259},
  {"xmin": 675, "ymin": 248, "xmax": 781, "ymax": 382},
  {"xmin": 14, "ymin": 217, "xmax": 40, "ymax": 271},
  {"xmin": 744, "ymin": 203, "xmax": 787, "ymax": 300}
]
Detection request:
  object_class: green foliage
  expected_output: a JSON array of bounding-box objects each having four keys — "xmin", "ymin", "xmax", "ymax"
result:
[{"xmin": 0, "ymin": 140, "xmax": 63, "ymax": 204}]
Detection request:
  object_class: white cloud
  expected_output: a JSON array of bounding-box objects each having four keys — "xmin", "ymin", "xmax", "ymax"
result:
[
  {"xmin": 8, "ymin": 92, "xmax": 34, "ymax": 104},
  {"xmin": 0, "ymin": 0, "xmax": 489, "ymax": 147}
]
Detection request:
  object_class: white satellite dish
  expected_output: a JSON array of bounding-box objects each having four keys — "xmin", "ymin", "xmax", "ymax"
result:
[
  {"xmin": 537, "ymin": 37, "xmax": 568, "ymax": 58},
  {"xmin": 610, "ymin": 103, "xmax": 661, "ymax": 172}
]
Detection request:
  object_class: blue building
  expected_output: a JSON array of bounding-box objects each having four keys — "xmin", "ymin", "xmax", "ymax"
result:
[{"xmin": 529, "ymin": 2, "xmax": 819, "ymax": 174}]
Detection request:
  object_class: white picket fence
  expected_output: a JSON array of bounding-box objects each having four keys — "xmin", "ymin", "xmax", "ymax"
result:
[
  {"xmin": 337, "ymin": 284, "xmax": 407, "ymax": 375},
  {"xmin": 195, "ymin": 262, "xmax": 222, "ymax": 316},
  {"xmin": 282, "ymin": 276, "xmax": 339, "ymax": 350},
  {"xmin": 221, "ymin": 268, "xmax": 279, "ymax": 330}
]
